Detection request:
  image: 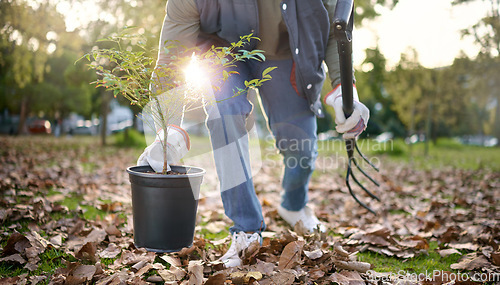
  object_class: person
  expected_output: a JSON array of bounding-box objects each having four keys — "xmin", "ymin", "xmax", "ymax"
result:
[{"xmin": 153, "ymin": 0, "xmax": 370, "ymax": 267}]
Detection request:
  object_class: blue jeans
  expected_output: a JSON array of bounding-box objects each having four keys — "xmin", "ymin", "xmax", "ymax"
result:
[{"xmin": 206, "ymin": 59, "xmax": 318, "ymax": 234}]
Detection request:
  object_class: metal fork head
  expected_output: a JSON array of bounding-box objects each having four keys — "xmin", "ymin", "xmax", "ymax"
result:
[{"xmin": 345, "ymin": 139, "xmax": 380, "ymax": 214}]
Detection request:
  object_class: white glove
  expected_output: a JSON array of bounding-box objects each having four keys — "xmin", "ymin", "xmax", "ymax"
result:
[
  {"xmin": 137, "ymin": 125, "xmax": 190, "ymax": 173},
  {"xmin": 325, "ymin": 84, "xmax": 369, "ymax": 139}
]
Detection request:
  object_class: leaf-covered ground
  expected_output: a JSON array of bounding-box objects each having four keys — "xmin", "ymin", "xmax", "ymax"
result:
[{"xmin": 0, "ymin": 136, "xmax": 499, "ymax": 284}]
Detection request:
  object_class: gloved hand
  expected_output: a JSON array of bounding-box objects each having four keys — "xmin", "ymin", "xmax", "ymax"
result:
[
  {"xmin": 137, "ymin": 125, "xmax": 190, "ymax": 173},
  {"xmin": 325, "ymin": 84, "xmax": 369, "ymax": 139}
]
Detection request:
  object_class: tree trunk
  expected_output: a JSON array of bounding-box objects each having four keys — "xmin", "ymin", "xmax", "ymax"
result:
[
  {"xmin": 17, "ymin": 95, "xmax": 29, "ymax": 135},
  {"xmin": 408, "ymin": 105, "xmax": 416, "ymax": 157},
  {"xmin": 123, "ymin": 127, "xmax": 129, "ymax": 142},
  {"xmin": 424, "ymin": 102, "xmax": 432, "ymax": 155}
]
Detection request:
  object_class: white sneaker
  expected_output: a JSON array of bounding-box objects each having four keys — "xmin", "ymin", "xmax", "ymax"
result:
[
  {"xmin": 278, "ymin": 205, "xmax": 326, "ymax": 233},
  {"xmin": 219, "ymin": 231, "xmax": 262, "ymax": 267}
]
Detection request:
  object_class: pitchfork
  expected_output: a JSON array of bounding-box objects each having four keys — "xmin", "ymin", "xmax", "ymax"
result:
[{"xmin": 333, "ymin": 0, "xmax": 380, "ymax": 214}]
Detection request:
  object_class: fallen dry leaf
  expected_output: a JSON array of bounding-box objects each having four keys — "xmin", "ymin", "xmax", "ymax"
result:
[
  {"xmin": 83, "ymin": 228, "xmax": 107, "ymax": 244},
  {"xmin": 49, "ymin": 234, "xmax": 63, "ymax": 247},
  {"xmin": 266, "ymin": 269, "xmax": 296, "ymax": 285},
  {"xmin": 450, "ymin": 253, "xmax": 492, "ymax": 270},
  {"xmin": 99, "ymin": 243, "xmax": 121, "ymax": 259},
  {"xmin": 328, "ymin": 272, "xmax": 351, "ymax": 285},
  {"xmin": 447, "ymin": 242, "xmax": 479, "ymax": 251},
  {"xmin": 0, "ymin": 253, "xmax": 26, "ymax": 264},
  {"xmin": 105, "ymin": 225, "xmax": 121, "ymax": 236},
  {"xmin": 71, "ymin": 264, "xmax": 96, "ymax": 281},
  {"xmin": 75, "ymin": 242, "xmax": 97, "ymax": 263},
  {"xmin": 339, "ymin": 270, "xmax": 365, "ymax": 285},
  {"xmin": 491, "ymin": 251, "xmax": 500, "ymax": 266},
  {"xmin": 28, "ymin": 275, "xmax": 47, "ymax": 285},
  {"xmin": 304, "ymin": 248, "xmax": 323, "ymax": 260},
  {"xmin": 187, "ymin": 260, "xmax": 204, "ymax": 285},
  {"xmin": 308, "ymin": 268, "xmax": 325, "ymax": 280},
  {"xmin": 278, "ymin": 240, "xmax": 305, "ymax": 270},
  {"xmin": 205, "ymin": 272, "xmax": 226, "ymax": 285},
  {"xmin": 2, "ymin": 232, "xmax": 30, "ymax": 256},
  {"xmin": 0, "ymin": 276, "xmax": 22, "ymax": 285},
  {"xmin": 161, "ymin": 255, "xmax": 182, "ymax": 267},
  {"xmin": 437, "ymin": 248, "xmax": 462, "ymax": 257},
  {"xmin": 113, "ymin": 250, "xmax": 155, "ymax": 267},
  {"xmin": 333, "ymin": 242, "xmax": 350, "ymax": 257},
  {"xmin": 333, "ymin": 259, "xmax": 371, "ymax": 273},
  {"xmin": 165, "ymin": 265, "xmax": 186, "ymax": 281},
  {"xmin": 135, "ymin": 263, "xmax": 153, "ymax": 278}
]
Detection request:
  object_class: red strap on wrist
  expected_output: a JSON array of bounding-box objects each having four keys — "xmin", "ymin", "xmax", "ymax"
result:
[{"xmin": 323, "ymin": 84, "xmax": 341, "ymax": 104}]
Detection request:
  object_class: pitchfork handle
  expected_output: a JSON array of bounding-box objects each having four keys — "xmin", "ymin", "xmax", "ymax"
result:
[
  {"xmin": 334, "ymin": 0, "xmax": 354, "ymax": 115},
  {"xmin": 334, "ymin": 0, "xmax": 355, "ymax": 155}
]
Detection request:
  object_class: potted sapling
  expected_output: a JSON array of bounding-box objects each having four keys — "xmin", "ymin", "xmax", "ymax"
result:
[{"xmin": 82, "ymin": 28, "xmax": 274, "ymax": 252}]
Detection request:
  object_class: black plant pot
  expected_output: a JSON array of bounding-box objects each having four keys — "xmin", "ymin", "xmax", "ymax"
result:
[{"xmin": 126, "ymin": 165, "xmax": 205, "ymax": 252}]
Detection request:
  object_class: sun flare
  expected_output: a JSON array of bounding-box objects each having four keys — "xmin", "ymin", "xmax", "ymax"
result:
[{"xmin": 184, "ymin": 53, "xmax": 207, "ymax": 90}]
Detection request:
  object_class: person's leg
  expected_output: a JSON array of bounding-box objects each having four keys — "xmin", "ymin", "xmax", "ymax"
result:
[
  {"xmin": 250, "ymin": 59, "xmax": 318, "ymax": 211},
  {"xmin": 205, "ymin": 61, "xmax": 265, "ymax": 234}
]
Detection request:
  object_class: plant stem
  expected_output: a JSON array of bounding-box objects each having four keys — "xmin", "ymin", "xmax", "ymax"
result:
[{"xmin": 152, "ymin": 96, "xmax": 169, "ymax": 174}]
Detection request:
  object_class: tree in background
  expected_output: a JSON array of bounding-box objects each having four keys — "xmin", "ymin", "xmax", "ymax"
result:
[
  {"xmin": 453, "ymin": 0, "xmax": 500, "ymax": 56},
  {"xmin": 354, "ymin": 0, "xmax": 399, "ymax": 25},
  {"xmin": 1, "ymin": 1, "xmax": 60, "ymax": 133},
  {"xmin": 355, "ymin": 46, "xmax": 406, "ymax": 137},
  {"xmin": 453, "ymin": 0, "xmax": 500, "ymax": 142},
  {"xmin": 0, "ymin": 0, "xmax": 94, "ymax": 134},
  {"xmin": 384, "ymin": 49, "xmax": 432, "ymax": 139},
  {"xmin": 0, "ymin": 0, "xmax": 166, "ymax": 141}
]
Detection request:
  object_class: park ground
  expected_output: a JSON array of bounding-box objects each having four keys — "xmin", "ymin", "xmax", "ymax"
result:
[{"xmin": 0, "ymin": 133, "xmax": 499, "ymax": 284}]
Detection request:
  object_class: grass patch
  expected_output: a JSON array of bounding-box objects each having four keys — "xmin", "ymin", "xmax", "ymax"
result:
[
  {"xmin": 59, "ymin": 196, "xmax": 108, "ymax": 220},
  {"xmin": 388, "ymin": 209, "xmax": 411, "ymax": 216},
  {"xmin": 358, "ymin": 241, "xmax": 463, "ymax": 274},
  {"xmin": 368, "ymin": 139, "xmax": 407, "ymax": 157},
  {"xmin": 316, "ymin": 138, "xmax": 500, "ymax": 171},
  {"xmin": 393, "ymin": 138, "xmax": 500, "ymax": 171},
  {"xmin": 200, "ymin": 229, "xmax": 229, "ymax": 242},
  {"xmin": 100, "ymin": 257, "xmax": 117, "ymax": 267},
  {"xmin": 184, "ymin": 135, "xmax": 213, "ymax": 159},
  {"xmin": 198, "ymin": 225, "xmax": 230, "ymax": 241},
  {"xmin": 80, "ymin": 161, "xmax": 97, "ymax": 173},
  {"xmin": 0, "ymin": 261, "xmax": 25, "ymax": 278},
  {"xmin": 0, "ymin": 218, "xmax": 32, "ymax": 236},
  {"xmin": 33, "ymin": 248, "xmax": 77, "ymax": 275},
  {"xmin": 47, "ymin": 190, "xmax": 119, "ymax": 221},
  {"xmin": 197, "ymin": 221, "xmax": 230, "ymax": 250},
  {"xmin": 111, "ymin": 128, "xmax": 147, "ymax": 149},
  {"xmin": 0, "ymin": 247, "xmax": 77, "ymax": 280}
]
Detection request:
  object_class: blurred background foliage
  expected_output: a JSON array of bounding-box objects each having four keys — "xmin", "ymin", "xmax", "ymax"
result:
[{"xmin": 0, "ymin": 0, "xmax": 499, "ymax": 148}]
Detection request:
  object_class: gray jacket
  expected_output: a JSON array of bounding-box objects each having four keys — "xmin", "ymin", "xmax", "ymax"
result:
[{"xmin": 157, "ymin": 0, "xmax": 341, "ymax": 117}]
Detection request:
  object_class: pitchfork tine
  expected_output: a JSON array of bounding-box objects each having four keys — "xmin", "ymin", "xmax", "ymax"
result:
[
  {"xmin": 346, "ymin": 159, "xmax": 376, "ymax": 214},
  {"xmin": 355, "ymin": 143, "xmax": 379, "ymax": 172},
  {"xmin": 352, "ymin": 157, "xmax": 381, "ymax": 190}
]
